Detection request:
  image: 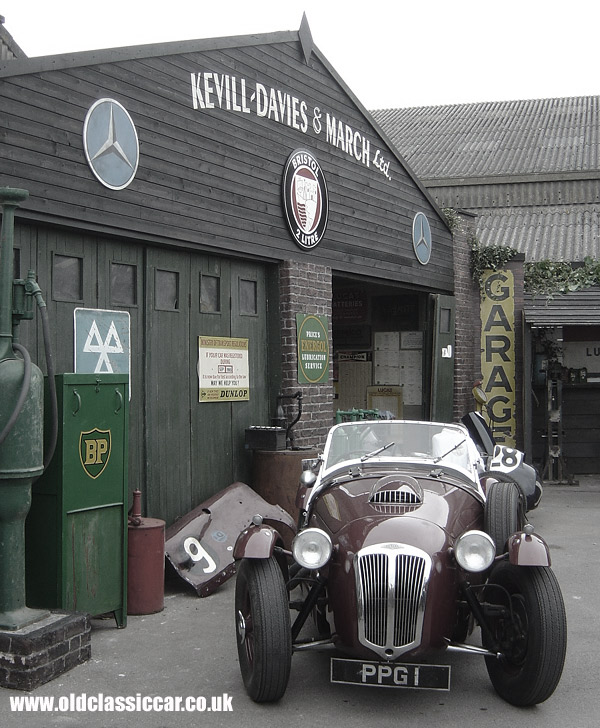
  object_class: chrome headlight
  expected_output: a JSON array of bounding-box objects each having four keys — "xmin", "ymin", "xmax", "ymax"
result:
[
  {"xmin": 454, "ymin": 530, "xmax": 495, "ymax": 573},
  {"xmin": 292, "ymin": 528, "xmax": 333, "ymax": 569}
]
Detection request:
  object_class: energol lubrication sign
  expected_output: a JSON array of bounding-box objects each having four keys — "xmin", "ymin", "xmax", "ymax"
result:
[
  {"xmin": 480, "ymin": 269, "xmax": 516, "ymax": 445},
  {"xmin": 296, "ymin": 314, "xmax": 330, "ymax": 384}
]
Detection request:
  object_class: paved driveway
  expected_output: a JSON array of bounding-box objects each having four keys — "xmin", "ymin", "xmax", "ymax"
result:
[{"xmin": 2, "ymin": 480, "xmax": 598, "ymax": 728}]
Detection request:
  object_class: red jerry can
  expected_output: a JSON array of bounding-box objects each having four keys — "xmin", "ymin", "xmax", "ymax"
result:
[{"xmin": 127, "ymin": 490, "xmax": 165, "ymax": 615}]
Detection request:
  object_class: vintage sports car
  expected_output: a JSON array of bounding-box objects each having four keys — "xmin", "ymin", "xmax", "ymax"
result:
[{"xmin": 233, "ymin": 416, "xmax": 566, "ymax": 706}]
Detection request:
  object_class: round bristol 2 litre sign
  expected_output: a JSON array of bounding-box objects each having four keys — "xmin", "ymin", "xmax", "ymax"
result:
[{"xmin": 282, "ymin": 149, "xmax": 329, "ymax": 250}]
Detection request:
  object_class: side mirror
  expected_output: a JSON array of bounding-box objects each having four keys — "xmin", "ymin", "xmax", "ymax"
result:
[{"xmin": 300, "ymin": 469, "xmax": 317, "ymax": 487}]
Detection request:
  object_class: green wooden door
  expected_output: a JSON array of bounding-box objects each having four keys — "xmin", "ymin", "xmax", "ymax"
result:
[
  {"xmin": 189, "ymin": 257, "xmax": 271, "ymax": 507},
  {"xmin": 145, "ymin": 248, "xmax": 192, "ymax": 524},
  {"xmin": 429, "ymin": 294, "xmax": 456, "ymax": 422},
  {"xmin": 229, "ymin": 260, "xmax": 270, "ymax": 480},
  {"xmin": 146, "ymin": 249, "xmax": 271, "ymax": 525},
  {"xmin": 97, "ymin": 242, "xmax": 144, "ymax": 509}
]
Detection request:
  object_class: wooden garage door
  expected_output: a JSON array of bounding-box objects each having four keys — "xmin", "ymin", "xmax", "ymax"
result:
[{"xmin": 145, "ymin": 249, "xmax": 271, "ymax": 525}]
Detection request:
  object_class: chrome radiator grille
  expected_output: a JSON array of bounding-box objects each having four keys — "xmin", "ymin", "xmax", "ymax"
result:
[{"xmin": 355, "ymin": 544, "xmax": 431, "ymax": 659}]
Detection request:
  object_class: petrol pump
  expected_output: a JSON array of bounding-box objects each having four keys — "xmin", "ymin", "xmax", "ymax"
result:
[{"xmin": 0, "ymin": 187, "xmax": 51, "ymax": 630}]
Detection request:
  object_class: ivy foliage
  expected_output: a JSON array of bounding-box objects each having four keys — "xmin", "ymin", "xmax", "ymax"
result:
[
  {"xmin": 470, "ymin": 235, "xmax": 600, "ymax": 299},
  {"xmin": 442, "ymin": 208, "xmax": 462, "ymax": 232},
  {"xmin": 470, "ymin": 237, "xmax": 518, "ymax": 291},
  {"xmin": 524, "ymin": 256, "xmax": 600, "ymax": 297}
]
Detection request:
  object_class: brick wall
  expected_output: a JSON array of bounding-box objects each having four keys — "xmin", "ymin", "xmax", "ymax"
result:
[
  {"xmin": 451, "ymin": 210, "xmax": 482, "ymax": 422},
  {"xmin": 278, "ymin": 260, "xmax": 334, "ymax": 450}
]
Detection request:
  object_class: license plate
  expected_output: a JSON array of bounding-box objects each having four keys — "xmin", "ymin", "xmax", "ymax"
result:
[{"xmin": 331, "ymin": 657, "xmax": 450, "ymax": 691}]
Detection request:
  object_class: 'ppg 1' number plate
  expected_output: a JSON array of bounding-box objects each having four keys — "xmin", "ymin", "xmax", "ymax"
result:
[{"xmin": 330, "ymin": 658, "xmax": 450, "ymax": 690}]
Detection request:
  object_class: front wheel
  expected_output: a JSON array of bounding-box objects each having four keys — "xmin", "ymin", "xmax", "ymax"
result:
[
  {"xmin": 235, "ymin": 558, "xmax": 292, "ymax": 702},
  {"xmin": 484, "ymin": 480, "xmax": 524, "ymax": 552},
  {"xmin": 484, "ymin": 562, "xmax": 567, "ymax": 706}
]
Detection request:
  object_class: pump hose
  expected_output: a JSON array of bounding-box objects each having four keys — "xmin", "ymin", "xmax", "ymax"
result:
[
  {"xmin": 0, "ymin": 342, "xmax": 31, "ymax": 447},
  {"xmin": 39, "ymin": 303, "xmax": 57, "ymax": 469}
]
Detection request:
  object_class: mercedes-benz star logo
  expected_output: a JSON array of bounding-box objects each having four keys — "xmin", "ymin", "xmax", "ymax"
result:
[
  {"xmin": 83, "ymin": 98, "xmax": 139, "ymax": 190},
  {"xmin": 412, "ymin": 212, "xmax": 432, "ymax": 265}
]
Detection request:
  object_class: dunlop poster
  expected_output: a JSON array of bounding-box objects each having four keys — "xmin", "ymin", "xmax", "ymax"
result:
[
  {"xmin": 480, "ymin": 269, "xmax": 516, "ymax": 445},
  {"xmin": 198, "ymin": 336, "xmax": 249, "ymax": 402}
]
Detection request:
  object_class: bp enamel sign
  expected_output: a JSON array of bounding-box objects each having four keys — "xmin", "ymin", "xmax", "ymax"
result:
[{"xmin": 79, "ymin": 428, "xmax": 112, "ymax": 479}]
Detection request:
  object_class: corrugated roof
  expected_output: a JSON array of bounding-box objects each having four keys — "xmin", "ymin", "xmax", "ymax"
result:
[
  {"xmin": 477, "ymin": 205, "xmax": 600, "ymax": 262},
  {"xmin": 372, "ymin": 97, "xmax": 600, "ymax": 264},
  {"xmin": 372, "ymin": 97, "xmax": 600, "ymax": 180}
]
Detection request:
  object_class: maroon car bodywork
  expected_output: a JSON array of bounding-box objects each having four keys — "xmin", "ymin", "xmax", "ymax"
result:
[
  {"xmin": 307, "ymin": 470, "xmax": 484, "ymax": 659},
  {"xmin": 233, "ymin": 418, "xmax": 565, "ymax": 707}
]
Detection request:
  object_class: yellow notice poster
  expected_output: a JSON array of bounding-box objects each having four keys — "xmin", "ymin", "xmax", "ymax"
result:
[
  {"xmin": 198, "ymin": 336, "xmax": 249, "ymax": 402},
  {"xmin": 480, "ymin": 270, "xmax": 516, "ymax": 445}
]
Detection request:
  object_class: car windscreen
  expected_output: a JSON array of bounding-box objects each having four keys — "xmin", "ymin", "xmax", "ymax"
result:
[{"xmin": 323, "ymin": 421, "xmax": 475, "ymax": 474}]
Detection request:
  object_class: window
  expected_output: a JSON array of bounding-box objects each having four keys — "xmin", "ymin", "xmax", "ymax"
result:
[
  {"xmin": 53, "ymin": 254, "xmax": 83, "ymax": 301},
  {"xmin": 110, "ymin": 263, "xmax": 137, "ymax": 306},
  {"xmin": 439, "ymin": 308, "xmax": 452, "ymax": 334},
  {"xmin": 239, "ymin": 278, "xmax": 257, "ymax": 315},
  {"xmin": 200, "ymin": 274, "xmax": 220, "ymax": 313},
  {"xmin": 155, "ymin": 269, "xmax": 179, "ymax": 311}
]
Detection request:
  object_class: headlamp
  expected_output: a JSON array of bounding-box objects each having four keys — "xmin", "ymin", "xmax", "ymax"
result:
[
  {"xmin": 292, "ymin": 528, "xmax": 333, "ymax": 569},
  {"xmin": 454, "ymin": 530, "xmax": 496, "ymax": 572}
]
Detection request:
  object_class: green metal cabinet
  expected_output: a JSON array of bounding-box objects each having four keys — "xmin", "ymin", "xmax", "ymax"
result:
[{"xmin": 26, "ymin": 373, "xmax": 129, "ymax": 627}]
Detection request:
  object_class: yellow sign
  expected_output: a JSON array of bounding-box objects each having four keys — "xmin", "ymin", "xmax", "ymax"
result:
[{"xmin": 480, "ymin": 270, "xmax": 516, "ymax": 445}]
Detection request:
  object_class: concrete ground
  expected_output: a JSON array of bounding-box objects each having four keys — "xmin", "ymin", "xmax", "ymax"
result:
[{"xmin": 1, "ymin": 477, "xmax": 598, "ymax": 728}]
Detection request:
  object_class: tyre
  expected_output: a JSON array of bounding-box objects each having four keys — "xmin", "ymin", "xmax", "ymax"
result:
[
  {"xmin": 483, "ymin": 562, "xmax": 567, "ymax": 706},
  {"xmin": 484, "ymin": 480, "xmax": 524, "ymax": 552},
  {"xmin": 235, "ymin": 557, "xmax": 292, "ymax": 702}
]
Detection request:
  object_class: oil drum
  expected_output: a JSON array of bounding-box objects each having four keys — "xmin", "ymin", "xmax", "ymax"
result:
[{"xmin": 127, "ymin": 491, "xmax": 165, "ymax": 615}]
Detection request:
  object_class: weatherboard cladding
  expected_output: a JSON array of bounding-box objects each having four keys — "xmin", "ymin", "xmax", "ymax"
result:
[
  {"xmin": 524, "ymin": 287, "xmax": 600, "ymax": 325},
  {"xmin": 0, "ymin": 32, "xmax": 453, "ymax": 294}
]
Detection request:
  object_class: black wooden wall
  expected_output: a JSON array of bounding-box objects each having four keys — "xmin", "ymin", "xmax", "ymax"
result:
[{"xmin": 1, "ymin": 31, "xmax": 453, "ymax": 293}]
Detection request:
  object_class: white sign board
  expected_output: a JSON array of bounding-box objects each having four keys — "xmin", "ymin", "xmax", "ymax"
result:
[
  {"xmin": 197, "ymin": 336, "xmax": 249, "ymax": 402},
  {"xmin": 74, "ymin": 308, "xmax": 131, "ymax": 394}
]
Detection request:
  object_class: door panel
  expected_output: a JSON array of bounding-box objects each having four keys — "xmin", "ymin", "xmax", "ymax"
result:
[
  {"xmin": 37, "ymin": 228, "xmax": 98, "ymax": 374},
  {"xmin": 189, "ymin": 258, "xmax": 270, "ymax": 504},
  {"xmin": 430, "ymin": 294, "xmax": 456, "ymax": 422},
  {"xmin": 97, "ymin": 242, "xmax": 145, "ymax": 509},
  {"xmin": 189, "ymin": 256, "xmax": 234, "ymax": 506},
  {"xmin": 230, "ymin": 261, "xmax": 270, "ymax": 480},
  {"xmin": 145, "ymin": 248, "xmax": 192, "ymax": 524}
]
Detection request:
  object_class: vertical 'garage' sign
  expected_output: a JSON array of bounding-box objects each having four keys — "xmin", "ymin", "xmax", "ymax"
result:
[{"xmin": 480, "ymin": 270, "xmax": 516, "ymax": 445}]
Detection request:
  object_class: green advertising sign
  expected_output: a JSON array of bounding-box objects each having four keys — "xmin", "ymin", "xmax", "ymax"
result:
[{"xmin": 296, "ymin": 314, "xmax": 330, "ymax": 384}]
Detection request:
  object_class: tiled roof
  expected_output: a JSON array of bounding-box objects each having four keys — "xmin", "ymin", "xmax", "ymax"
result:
[{"xmin": 372, "ymin": 96, "xmax": 600, "ymax": 180}]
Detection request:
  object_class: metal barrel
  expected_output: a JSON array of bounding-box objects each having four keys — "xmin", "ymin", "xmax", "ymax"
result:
[{"xmin": 127, "ymin": 491, "xmax": 165, "ymax": 615}]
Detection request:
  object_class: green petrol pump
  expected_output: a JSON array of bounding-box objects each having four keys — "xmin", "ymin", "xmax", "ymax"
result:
[{"xmin": 0, "ymin": 187, "xmax": 50, "ymax": 630}]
